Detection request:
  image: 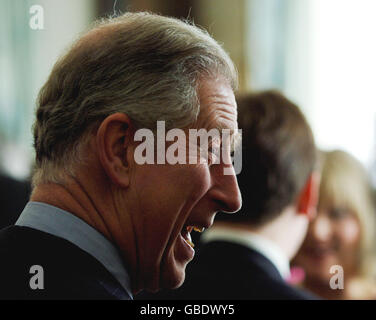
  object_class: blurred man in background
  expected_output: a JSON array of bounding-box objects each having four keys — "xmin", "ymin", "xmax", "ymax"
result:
[
  {"xmin": 0, "ymin": 12, "xmax": 241, "ymax": 299},
  {"xmin": 141, "ymin": 90, "xmax": 320, "ymax": 300}
]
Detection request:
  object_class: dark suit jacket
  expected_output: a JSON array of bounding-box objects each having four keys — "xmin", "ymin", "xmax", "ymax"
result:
[
  {"xmin": 0, "ymin": 225, "xmax": 131, "ymax": 300},
  {"xmin": 0, "ymin": 174, "xmax": 30, "ymax": 229},
  {"xmin": 138, "ymin": 241, "xmax": 317, "ymax": 300}
]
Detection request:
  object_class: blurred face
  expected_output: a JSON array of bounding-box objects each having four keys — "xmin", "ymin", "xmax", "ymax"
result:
[
  {"xmin": 294, "ymin": 203, "xmax": 361, "ymax": 284},
  {"xmin": 127, "ymin": 78, "xmax": 242, "ymax": 292}
]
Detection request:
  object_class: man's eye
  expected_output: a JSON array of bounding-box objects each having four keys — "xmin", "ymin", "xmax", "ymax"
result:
[
  {"xmin": 209, "ymin": 146, "xmax": 220, "ymax": 156},
  {"xmin": 207, "ymin": 146, "xmax": 219, "ymax": 166}
]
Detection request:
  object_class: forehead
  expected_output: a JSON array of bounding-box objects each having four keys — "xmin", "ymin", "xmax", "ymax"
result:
[{"xmin": 194, "ymin": 78, "xmax": 238, "ymax": 133}]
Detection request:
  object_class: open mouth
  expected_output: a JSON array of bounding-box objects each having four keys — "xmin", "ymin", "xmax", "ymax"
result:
[{"xmin": 181, "ymin": 225, "xmax": 205, "ymax": 248}]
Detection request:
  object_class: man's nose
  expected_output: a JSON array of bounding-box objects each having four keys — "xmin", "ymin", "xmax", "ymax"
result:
[{"xmin": 212, "ymin": 165, "xmax": 242, "ymax": 213}]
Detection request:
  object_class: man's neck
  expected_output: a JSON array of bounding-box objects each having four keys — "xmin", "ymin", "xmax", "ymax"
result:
[
  {"xmin": 30, "ymin": 172, "xmax": 138, "ymax": 293},
  {"xmin": 31, "ymin": 179, "xmax": 114, "ymax": 243},
  {"xmin": 250, "ymin": 207, "xmax": 308, "ymax": 261}
]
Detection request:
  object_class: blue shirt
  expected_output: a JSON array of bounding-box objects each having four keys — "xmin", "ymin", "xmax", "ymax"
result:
[{"xmin": 16, "ymin": 201, "xmax": 133, "ymax": 299}]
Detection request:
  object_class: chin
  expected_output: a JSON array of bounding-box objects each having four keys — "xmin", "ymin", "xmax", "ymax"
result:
[
  {"xmin": 160, "ymin": 271, "xmax": 186, "ymax": 290},
  {"xmin": 160, "ymin": 261, "xmax": 187, "ymax": 290},
  {"xmin": 158, "ymin": 241, "xmax": 193, "ymax": 290}
]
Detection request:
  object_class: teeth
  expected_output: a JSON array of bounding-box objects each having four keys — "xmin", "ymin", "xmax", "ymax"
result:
[
  {"xmin": 186, "ymin": 239, "xmax": 195, "ymax": 248},
  {"xmin": 183, "ymin": 226, "xmax": 205, "ymax": 248},
  {"xmin": 193, "ymin": 227, "xmax": 205, "ymax": 233},
  {"xmin": 186, "ymin": 226, "xmax": 205, "ymax": 233}
]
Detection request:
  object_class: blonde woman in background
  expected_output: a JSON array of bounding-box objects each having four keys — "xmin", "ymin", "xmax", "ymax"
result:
[{"xmin": 293, "ymin": 150, "xmax": 376, "ymax": 299}]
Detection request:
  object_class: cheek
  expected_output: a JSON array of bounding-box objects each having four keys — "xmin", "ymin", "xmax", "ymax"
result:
[
  {"xmin": 337, "ymin": 218, "xmax": 361, "ymax": 246},
  {"xmin": 188, "ymin": 165, "xmax": 211, "ymax": 196}
]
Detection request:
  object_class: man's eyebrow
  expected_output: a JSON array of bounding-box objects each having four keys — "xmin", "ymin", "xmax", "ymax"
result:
[
  {"xmin": 205, "ymin": 93, "xmax": 233, "ymax": 101},
  {"xmin": 211, "ymin": 120, "xmax": 237, "ymax": 133}
]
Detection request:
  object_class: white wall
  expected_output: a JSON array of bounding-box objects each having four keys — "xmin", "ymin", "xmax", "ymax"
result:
[
  {"xmin": 246, "ymin": 0, "xmax": 376, "ymax": 175},
  {"xmin": 310, "ymin": 0, "xmax": 376, "ymax": 171},
  {"xmin": 1, "ymin": 0, "xmax": 95, "ymax": 178}
]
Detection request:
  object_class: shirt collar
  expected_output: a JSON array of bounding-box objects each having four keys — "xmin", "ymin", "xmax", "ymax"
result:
[
  {"xmin": 16, "ymin": 201, "xmax": 133, "ymax": 299},
  {"xmin": 201, "ymin": 226, "xmax": 291, "ymax": 279}
]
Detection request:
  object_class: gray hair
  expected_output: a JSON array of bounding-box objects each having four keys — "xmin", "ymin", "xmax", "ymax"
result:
[{"xmin": 32, "ymin": 12, "xmax": 238, "ymax": 186}]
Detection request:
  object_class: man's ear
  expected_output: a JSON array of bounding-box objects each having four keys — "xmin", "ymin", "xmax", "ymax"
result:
[
  {"xmin": 297, "ymin": 171, "xmax": 321, "ymax": 220},
  {"xmin": 96, "ymin": 113, "xmax": 134, "ymax": 188}
]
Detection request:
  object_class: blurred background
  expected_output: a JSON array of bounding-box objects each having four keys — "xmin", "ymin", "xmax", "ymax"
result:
[{"xmin": 1, "ymin": 0, "xmax": 375, "ymax": 187}]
